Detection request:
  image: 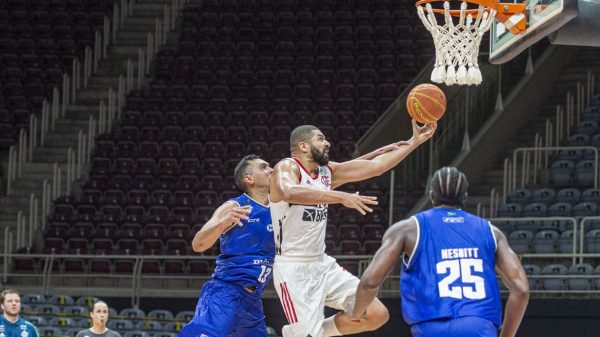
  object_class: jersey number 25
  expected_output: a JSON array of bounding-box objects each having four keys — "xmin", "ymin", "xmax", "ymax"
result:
[{"xmin": 436, "ymin": 258, "xmax": 486, "ymax": 300}]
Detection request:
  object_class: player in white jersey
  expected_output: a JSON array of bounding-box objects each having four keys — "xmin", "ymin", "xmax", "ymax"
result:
[{"xmin": 270, "ymin": 120, "xmax": 436, "ymax": 337}]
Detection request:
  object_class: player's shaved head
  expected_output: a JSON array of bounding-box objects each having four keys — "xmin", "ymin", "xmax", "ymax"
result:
[
  {"xmin": 290, "ymin": 125, "xmax": 320, "ymax": 152},
  {"xmin": 234, "ymin": 154, "xmax": 261, "ymax": 192},
  {"xmin": 430, "ymin": 166, "xmax": 468, "ymax": 208}
]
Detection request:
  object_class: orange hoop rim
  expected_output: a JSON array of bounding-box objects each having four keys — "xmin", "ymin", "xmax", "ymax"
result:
[
  {"xmin": 415, "ymin": 0, "xmax": 528, "ymax": 34},
  {"xmin": 415, "ymin": 0, "xmax": 493, "ymax": 17}
]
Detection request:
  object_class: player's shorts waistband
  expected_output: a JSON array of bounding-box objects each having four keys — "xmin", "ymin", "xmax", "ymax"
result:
[{"xmin": 275, "ymin": 254, "xmax": 324, "ymax": 262}]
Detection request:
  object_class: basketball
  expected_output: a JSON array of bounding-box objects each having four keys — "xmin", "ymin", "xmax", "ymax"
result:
[{"xmin": 406, "ymin": 83, "xmax": 447, "ymax": 124}]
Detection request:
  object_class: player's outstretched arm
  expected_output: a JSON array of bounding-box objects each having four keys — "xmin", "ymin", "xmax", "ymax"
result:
[
  {"xmin": 330, "ymin": 120, "xmax": 437, "ymax": 189},
  {"xmin": 493, "ymin": 226, "xmax": 529, "ymax": 337},
  {"xmin": 270, "ymin": 159, "xmax": 378, "ymax": 214},
  {"xmin": 351, "ymin": 219, "xmax": 413, "ymax": 319},
  {"xmin": 191, "ymin": 202, "xmax": 251, "ymax": 252},
  {"xmin": 354, "ymin": 141, "xmax": 411, "ymax": 161}
]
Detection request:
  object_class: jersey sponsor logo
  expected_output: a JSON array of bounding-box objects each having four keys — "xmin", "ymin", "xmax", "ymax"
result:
[
  {"xmin": 320, "ymin": 175, "xmax": 330, "ymax": 187},
  {"xmin": 266, "ymin": 223, "xmax": 273, "ymax": 232},
  {"xmin": 302, "ymin": 208, "xmax": 328, "ymax": 222},
  {"xmin": 443, "ymin": 216, "xmax": 464, "ymax": 223},
  {"xmin": 247, "ymin": 218, "xmax": 260, "ymax": 223},
  {"xmin": 252, "ymin": 258, "xmax": 273, "ymax": 266}
]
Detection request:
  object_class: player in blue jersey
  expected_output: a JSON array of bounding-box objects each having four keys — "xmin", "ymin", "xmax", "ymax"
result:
[
  {"xmin": 179, "ymin": 154, "xmax": 275, "ymax": 337},
  {"xmin": 351, "ymin": 167, "xmax": 529, "ymax": 337},
  {"xmin": 0, "ymin": 289, "xmax": 40, "ymax": 337}
]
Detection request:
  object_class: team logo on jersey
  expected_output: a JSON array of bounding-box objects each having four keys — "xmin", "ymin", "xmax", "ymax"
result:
[
  {"xmin": 21, "ymin": 330, "xmax": 28, "ymax": 337},
  {"xmin": 0, "ymin": 332, "xmax": 5, "ymax": 337},
  {"xmin": 321, "ymin": 175, "xmax": 330, "ymax": 187},
  {"xmin": 443, "ymin": 217, "xmax": 464, "ymax": 223},
  {"xmin": 302, "ymin": 208, "xmax": 328, "ymax": 222}
]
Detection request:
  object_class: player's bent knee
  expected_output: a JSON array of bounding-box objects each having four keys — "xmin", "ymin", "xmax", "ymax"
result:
[{"xmin": 363, "ymin": 299, "xmax": 389, "ymax": 330}]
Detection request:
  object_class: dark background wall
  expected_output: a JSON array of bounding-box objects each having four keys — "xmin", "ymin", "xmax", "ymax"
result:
[{"xmin": 105, "ymin": 297, "xmax": 600, "ymax": 336}]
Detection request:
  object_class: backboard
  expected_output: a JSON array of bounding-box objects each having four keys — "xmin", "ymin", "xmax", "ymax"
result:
[{"xmin": 489, "ymin": 0, "xmax": 578, "ymax": 64}]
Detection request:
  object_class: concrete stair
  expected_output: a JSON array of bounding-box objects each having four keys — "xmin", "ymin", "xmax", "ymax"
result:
[
  {"xmin": 468, "ymin": 47, "xmax": 600, "ymax": 215},
  {"xmin": 0, "ymin": 0, "xmax": 181, "ymax": 253}
]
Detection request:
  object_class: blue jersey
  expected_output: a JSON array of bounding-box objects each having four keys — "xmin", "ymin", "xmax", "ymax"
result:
[
  {"xmin": 401, "ymin": 208, "xmax": 502, "ymax": 327},
  {"xmin": 0, "ymin": 315, "xmax": 40, "ymax": 337},
  {"xmin": 212, "ymin": 194, "xmax": 275, "ymax": 294}
]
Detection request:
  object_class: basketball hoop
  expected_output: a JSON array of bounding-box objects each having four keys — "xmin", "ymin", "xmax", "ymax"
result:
[{"xmin": 415, "ymin": 0, "xmax": 527, "ymax": 86}]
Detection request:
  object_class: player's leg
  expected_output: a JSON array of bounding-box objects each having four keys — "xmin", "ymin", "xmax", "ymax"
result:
[
  {"xmin": 273, "ymin": 259, "xmax": 327, "ymax": 337},
  {"xmin": 411, "ymin": 316, "xmax": 498, "ymax": 337},
  {"xmin": 322, "ymin": 256, "xmax": 389, "ymax": 335},
  {"xmin": 178, "ymin": 280, "xmax": 240, "ymax": 337},
  {"xmin": 231, "ymin": 292, "xmax": 267, "ymax": 337}
]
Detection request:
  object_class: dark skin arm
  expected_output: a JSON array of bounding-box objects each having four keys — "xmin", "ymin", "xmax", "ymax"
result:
[
  {"xmin": 351, "ymin": 218, "xmax": 418, "ymax": 319},
  {"xmin": 493, "ymin": 226, "xmax": 529, "ymax": 337},
  {"xmin": 353, "ymin": 220, "xmax": 530, "ymax": 334}
]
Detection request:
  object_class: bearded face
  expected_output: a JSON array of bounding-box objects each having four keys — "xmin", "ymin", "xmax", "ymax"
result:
[{"xmin": 310, "ymin": 142, "xmax": 330, "ymax": 166}]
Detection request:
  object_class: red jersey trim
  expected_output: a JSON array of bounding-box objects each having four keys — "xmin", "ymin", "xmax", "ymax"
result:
[
  {"xmin": 292, "ymin": 158, "xmax": 319, "ymax": 180},
  {"xmin": 326, "ymin": 164, "xmax": 333, "ymax": 175}
]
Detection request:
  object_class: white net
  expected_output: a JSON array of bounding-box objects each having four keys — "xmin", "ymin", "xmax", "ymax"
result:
[{"xmin": 417, "ymin": 1, "xmax": 496, "ymax": 86}]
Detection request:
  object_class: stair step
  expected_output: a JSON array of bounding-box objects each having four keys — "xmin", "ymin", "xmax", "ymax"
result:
[
  {"xmin": 105, "ymin": 45, "xmax": 141, "ymax": 58},
  {"xmin": 54, "ymin": 119, "xmax": 93, "ymax": 131},
  {"xmin": 86, "ymin": 78, "xmax": 121, "ymax": 89}
]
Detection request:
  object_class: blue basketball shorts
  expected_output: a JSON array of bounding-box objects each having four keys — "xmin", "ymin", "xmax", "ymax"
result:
[
  {"xmin": 178, "ymin": 279, "xmax": 266, "ymax": 337},
  {"xmin": 411, "ymin": 316, "xmax": 499, "ymax": 337}
]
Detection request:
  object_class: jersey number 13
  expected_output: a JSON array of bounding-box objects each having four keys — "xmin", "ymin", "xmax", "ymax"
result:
[{"xmin": 436, "ymin": 258, "xmax": 486, "ymax": 300}]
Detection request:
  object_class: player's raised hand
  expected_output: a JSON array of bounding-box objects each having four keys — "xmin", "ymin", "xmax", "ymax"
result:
[
  {"xmin": 341, "ymin": 192, "xmax": 378, "ymax": 215},
  {"xmin": 221, "ymin": 205, "xmax": 251, "ymax": 228},
  {"xmin": 411, "ymin": 119, "xmax": 437, "ymax": 144}
]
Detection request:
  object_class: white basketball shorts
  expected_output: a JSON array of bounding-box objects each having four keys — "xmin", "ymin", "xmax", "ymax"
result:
[{"xmin": 273, "ymin": 254, "xmax": 359, "ymax": 337}]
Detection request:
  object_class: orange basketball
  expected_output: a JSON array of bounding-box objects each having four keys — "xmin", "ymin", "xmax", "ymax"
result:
[{"xmin": 406, "ymin": 83, "xmax": 447, "ymax": 124}]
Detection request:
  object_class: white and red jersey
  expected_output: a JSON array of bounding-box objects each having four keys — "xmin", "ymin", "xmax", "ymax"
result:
[{"xmin": 270, "ymin": 158, "xmax": 333, "ymax": 258}]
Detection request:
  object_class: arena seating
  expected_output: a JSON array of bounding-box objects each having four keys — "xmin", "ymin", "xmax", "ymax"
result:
[
  {"xmin": 493, "ymin": 91, "xmax": 600, "ymax": 289},
  {"xmin": 0, "ymin": 0, "xmax": 117, "ymax": 149},
  {"xmin": 19, "ymin": 293, "xmax": 280, "ymax": 337},
  {"xmin": 30, "ymin": 0, "xmax": 438, "ymax": 276}
]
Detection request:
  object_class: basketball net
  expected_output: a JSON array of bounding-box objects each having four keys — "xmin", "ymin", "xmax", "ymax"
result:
[{"xmin": 417, "ymin": 1, "xmax": 496, "ymax": 86}]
